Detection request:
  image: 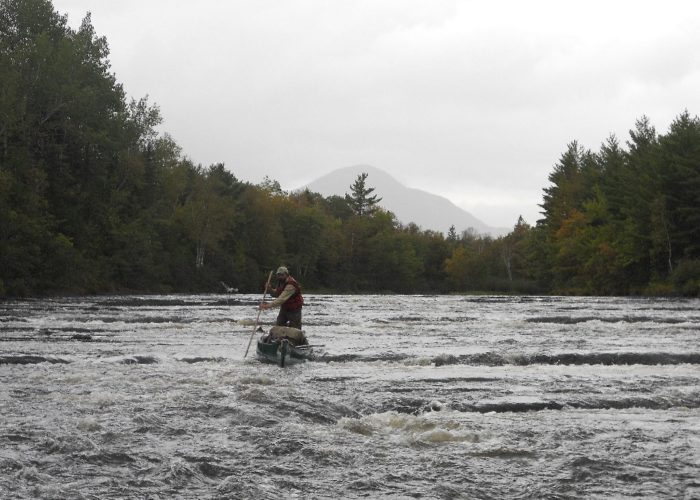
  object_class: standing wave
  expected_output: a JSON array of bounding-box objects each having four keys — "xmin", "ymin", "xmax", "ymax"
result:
[
  {"xmin": 315, "ymin": 351, "xmax": 700, "ymax": 366},
  {"xmin": 0, "ymin": 355, "xmax": 70, "ymax": 365},
  {"xmin": 432, "ymin": 351, "xmax": 700, "ymax": 367}
]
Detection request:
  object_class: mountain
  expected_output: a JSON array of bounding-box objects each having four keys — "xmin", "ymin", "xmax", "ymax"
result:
[{"xmin": 301, "ymin": 165, "xmax": 508, "ymax": 236}]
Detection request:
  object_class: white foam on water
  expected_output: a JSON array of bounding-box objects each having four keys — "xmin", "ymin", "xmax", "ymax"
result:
[{"xmin": 1, "ymin": 294, "xmax": 698, "ymax": 498}]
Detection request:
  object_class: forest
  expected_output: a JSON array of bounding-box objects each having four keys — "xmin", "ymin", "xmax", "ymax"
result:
[{"xmin": 1, "ymin": 0, "xmax": 699, "ymax": 297}]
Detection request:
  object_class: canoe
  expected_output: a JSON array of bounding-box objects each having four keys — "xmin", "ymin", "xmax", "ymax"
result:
[
  {"xmin": 256, "ymin": 326, "xmax": 313, "ymax": 367},
  {"xmin": 256, "ymin": 338, "xmax": 313, "ymax": 367}
]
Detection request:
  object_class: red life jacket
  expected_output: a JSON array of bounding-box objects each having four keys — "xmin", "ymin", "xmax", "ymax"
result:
[{"xmin": 275, "ymin": 276, "xmax": 303, "ymax": 311}]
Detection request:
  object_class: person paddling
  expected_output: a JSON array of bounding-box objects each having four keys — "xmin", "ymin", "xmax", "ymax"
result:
[{"xmin": 259, "ymin": 266, "xmax": 304, "ymax": 330}]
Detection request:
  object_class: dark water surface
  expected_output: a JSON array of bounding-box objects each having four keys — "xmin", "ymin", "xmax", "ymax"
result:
[{"xmin": 1, "ymin": 294, "xmax": 698, "ymax": 499}]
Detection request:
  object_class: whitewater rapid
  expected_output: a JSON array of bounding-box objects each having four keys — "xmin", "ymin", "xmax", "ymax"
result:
[{"xmin": 1, "ymin": 294, "xmax": 698, "ymax": 498}]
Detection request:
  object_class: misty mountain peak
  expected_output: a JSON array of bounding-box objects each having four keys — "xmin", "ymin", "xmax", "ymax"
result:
[{"xmin": 302, "ymin": 165, "xmax": 507, "ymax": 236}]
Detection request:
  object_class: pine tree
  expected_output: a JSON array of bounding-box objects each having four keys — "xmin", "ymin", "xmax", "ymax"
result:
[
  {"xmin": 446, "ymin": 225, "xmax": 458, "ymax": 242},
  {"xmin": 345, "ymin": 172, "xmax": 382, "ymax": 216}
]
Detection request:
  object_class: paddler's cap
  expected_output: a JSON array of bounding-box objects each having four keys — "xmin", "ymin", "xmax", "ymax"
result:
[{"xmin": 276, "ymin": 266, "xmax": 289, "ymax": 276}]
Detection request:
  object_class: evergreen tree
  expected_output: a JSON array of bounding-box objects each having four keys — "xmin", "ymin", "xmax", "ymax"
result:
[
  {"xmin": 345, "ymin": 172, "xmax": 382, "ymax": 216},
  {"xmin": 539, "ymin": 141, "xmax": 593, "ymax": 231},
  {"xmin": 446, "ymin": 225, "xmax": 458, "ymax": 242},
  {"xmin": 657, "ymin": 110, "xmax": 700, "ymax": 260}
]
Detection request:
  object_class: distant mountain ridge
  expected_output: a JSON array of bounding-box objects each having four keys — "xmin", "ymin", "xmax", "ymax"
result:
[{"xmin": 301, "ymin": 165, "xmax": 507, "ymax": 236}]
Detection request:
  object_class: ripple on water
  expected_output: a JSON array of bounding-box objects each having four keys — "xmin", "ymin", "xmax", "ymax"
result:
[{"xmin": 1, "ymin": 294, "xmax": 698, "ymax": 499}]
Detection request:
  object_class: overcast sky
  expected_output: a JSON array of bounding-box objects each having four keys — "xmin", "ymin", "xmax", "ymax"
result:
[{"xmin": 52, "ymin": 0, "xmax": 700, "ymax": 227}]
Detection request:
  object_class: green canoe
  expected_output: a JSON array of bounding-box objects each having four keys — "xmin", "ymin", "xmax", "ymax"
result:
[{"xmin": 256, "ymin": 326, "xmax": 313, "ymax": 367}]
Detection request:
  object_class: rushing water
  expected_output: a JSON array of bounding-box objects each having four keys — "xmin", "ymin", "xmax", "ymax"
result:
[{"xmin": 1, "ymin": 294, "xmax": 698, "ymax": 499}]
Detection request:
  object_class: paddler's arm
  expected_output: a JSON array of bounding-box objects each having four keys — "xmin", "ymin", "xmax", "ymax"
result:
[
  {"xmin": 269, "ymin": 284, "xmax": 295, "ymax": 306},
  {"xmin": 260, "ymin": 284, "xmax": 295, "ymax": 309}
]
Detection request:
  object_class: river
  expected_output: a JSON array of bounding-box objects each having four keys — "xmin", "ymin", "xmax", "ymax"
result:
[{"xmin": 1, "ymin": 294, "xmax": 699, "ymax": 499}]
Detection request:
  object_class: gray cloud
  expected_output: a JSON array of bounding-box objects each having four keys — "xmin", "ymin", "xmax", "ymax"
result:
[{"xmin": 53, "ymin": 0, "xmax": 700, "ymax": 226}]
